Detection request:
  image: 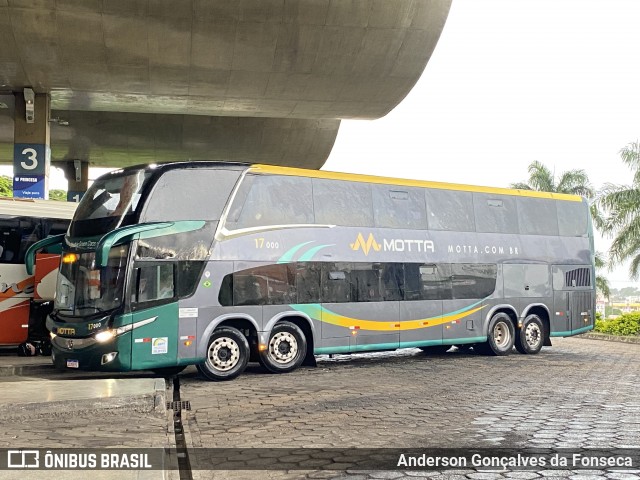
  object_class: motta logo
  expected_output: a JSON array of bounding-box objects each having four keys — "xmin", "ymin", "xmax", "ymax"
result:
[
  {"xmin": 350, "ymin": 233, "xmax": 381, "ymax": 256},
  {"xmin": 351, "ymin": 233, "xmax": 435, "ymax": 255}
]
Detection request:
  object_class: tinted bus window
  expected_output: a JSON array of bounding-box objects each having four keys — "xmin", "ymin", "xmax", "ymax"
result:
[
  {"xmin": 557, "ymin": 201, "xmax": 588, "ymax": 236},
  {"xmin": 143, "ymin": 169, "xmax": 241, "ymax": 222},
  {"xmin": 313, "ymin": 179, "xmax": 373, "ymax": 227},
  {"xmin": 373, "ymin": 185, "xmax": 427, "ymax": 229},
  {"xmin": 136, "ymin": 224, "xmax": 216, "ymax": 261},
  {"xmin": 381, "ymin": 263, "xmax": 404, "ymax": 301},
  {"xmin": 296, "ymin": 263, "xmax": 321, "ymax": 304},
  {"xmin": 404, "ymin": 263, "xmax": 452, "ymax": 301},
  {"xmin": 452, "ymin": 263, "xmax": 497, "ymax": 299},
  {"xmin": 233, "ymin": 175, "xmax": 314, "ymax": 229},
  {"xmin": 425, "ymin": 189, "xmax": 475, "ymax": 232},
  {"xmin": 322, "ymin": 262, "xmax": 352, "ymax": 303},
  {"xmin": 133, "ymin": 263, "xmax": 175, "ymax": 304},
  {"xmin": 230, "ymin": 263, "xmax": 297, "ymax": 306},
  {"xmin": 517, "ymin": 197, "xmax": 559, "ymax": 236},
  {"xmin": 0, "ymin": 218, "xmax": 21, "ymax": 263},
  {"xmin": 0, "ymin": 217, "xmax": 40, "ymax": 264},
  {"xmin": 474, "ymin": 193, "xmax": 518, "ymax": 234},
  {"xmin": 351, "ymin": 263, "xmax": 383, "ymax": 302},
  {"xmin": 71, "ymin": 170, "xmax": 150, "ymax": 236}
]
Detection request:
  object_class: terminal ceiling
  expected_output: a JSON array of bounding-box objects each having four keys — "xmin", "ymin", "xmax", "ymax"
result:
[{"xmin": 0, "ymin": 0, "xmax": 451, "ymax": 170}]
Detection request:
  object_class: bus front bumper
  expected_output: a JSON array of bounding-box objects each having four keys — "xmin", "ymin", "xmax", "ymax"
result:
[{"xmin": 50, "ymin": 334, "xmax": 131, "ymax": 371}]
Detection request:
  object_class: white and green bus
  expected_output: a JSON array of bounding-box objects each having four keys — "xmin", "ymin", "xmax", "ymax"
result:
[{"xmin": 27, "ymin": 162, "xmax": 595, "ymax": 380}]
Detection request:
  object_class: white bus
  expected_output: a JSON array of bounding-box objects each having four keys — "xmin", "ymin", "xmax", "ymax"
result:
[{"xmin": 0, "ymin": 197, "xmax": 77, "ymax": 354}]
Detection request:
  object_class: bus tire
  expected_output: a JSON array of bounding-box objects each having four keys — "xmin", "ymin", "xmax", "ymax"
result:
[
  {"xmin": 259, "ymin": 321, "xmax": 307, "ymax": 374},
  {"xmin": 515, "ymin": 314, "xmax": 545, "ymax": 354},
  {"xmin": 477, "ymin": 313, "xmax": 515, "ymax": 356},
  {"xmin": 419, "ymin": 345, "xmax": 450, "ymax": 354},
  {"xmin": 197, "ymin": 327, "xmax": 249, "ymax": 381}
]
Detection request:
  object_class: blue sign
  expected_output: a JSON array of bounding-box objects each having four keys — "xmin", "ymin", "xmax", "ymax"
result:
[
  {"xmin": 13, "ymin": 174, "xmax": 47, "ymax": 198},
  {"xmin": 67, "ymin": 191, "xmax": 85, "ymax": 203},
  {"xmin": 13, "ymin": 143, "xmax": 50, "ymax": 199}
]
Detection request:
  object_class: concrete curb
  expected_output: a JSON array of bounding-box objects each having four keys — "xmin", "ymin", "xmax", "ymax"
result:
[
  {"xmin": 0, "ymin": 378, "xmax": 167, "ymax": 420},
  {"xmin": 0, "ymin": 362, "xmax": 54, "ymax": 377},
  {"xmin": 578, "ymin": 332, "xmax": 640, "ymax": 344}
]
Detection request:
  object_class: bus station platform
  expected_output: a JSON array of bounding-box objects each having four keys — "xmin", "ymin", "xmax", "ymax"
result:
[
  {"xmin": 0, "ymin": 351, "xmax": 173, "ymax": 479},
  {"xmin": 0, "ymin": 351, "xmax": 166, "ymax": 419}
]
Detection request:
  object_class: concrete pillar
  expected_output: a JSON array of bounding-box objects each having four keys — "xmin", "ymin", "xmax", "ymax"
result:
[
  {"xmin": 57, "ymin": 160, "xmax": 89, "ymax": 202},
  {"xmin": 13, "ymin": 90, "xmax": 51, "ymax": 199}
]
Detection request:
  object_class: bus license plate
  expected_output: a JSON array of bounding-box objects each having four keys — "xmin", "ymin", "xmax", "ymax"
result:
[{"xmin": 67, "ymin": 359, "xmax": 79, "ymax": 369}]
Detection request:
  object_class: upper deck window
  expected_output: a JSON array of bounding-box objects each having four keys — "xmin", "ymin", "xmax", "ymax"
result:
[
  {"xmin": 71, "ymin": 170, "xmax": 150, "ymax": 237},
  {"xmin": 227, "ymin": 174, "xmax": 314, "ymax": 229}
]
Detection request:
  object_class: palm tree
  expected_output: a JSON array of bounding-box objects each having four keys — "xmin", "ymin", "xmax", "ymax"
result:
[
  {"xmin": 511, "ymin": 161, "xmax": 609, "ymax": 292},
  {"xmin": 510, "ymin": 160, "xmax": 595, "ymax": 197},
  {"xmin": 595, "ymin": 141, "xmax": 640, "ymax": 278},
  {"xmin": 594, "ymin": 251, "xmax": 611, "ymax": 299}
]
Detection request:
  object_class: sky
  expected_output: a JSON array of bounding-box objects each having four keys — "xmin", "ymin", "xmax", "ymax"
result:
[
  {"xmin": 323, "ymin": 0, "xmax": 640, "ymax": 289},
  {"xmin": 2, "ymin": 0, "xmax": 640, "ymax": 288}
]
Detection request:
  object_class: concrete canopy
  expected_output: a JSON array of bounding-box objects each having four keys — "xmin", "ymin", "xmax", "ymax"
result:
[{"xmin": 0, "ymin": 0, "xmax": 452, "ymax": 169}]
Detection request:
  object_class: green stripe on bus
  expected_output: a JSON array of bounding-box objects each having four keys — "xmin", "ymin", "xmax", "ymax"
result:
[
  {"xmin": 277, "ymin": 241, "xmax": 315, "ymax": 264},
  {"xmin": 550, "ymin": 325, "xmax": 594, "ymax": 337},
  {"xmin": 314, "ymin": 337, "xmax": 487, "ymax": 355}
]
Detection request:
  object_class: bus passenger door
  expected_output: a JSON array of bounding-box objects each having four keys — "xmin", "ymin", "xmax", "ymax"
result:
[
  {"xmin": 128, "ymin": 263, "xmax": 179, "ymax": 370},
  {"xmin": 445, "ymin": 263, "xmax": 500, "ymax": 343}
]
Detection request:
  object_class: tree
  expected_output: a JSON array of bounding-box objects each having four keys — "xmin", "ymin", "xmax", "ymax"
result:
[
  {"xmin": 511, "ymin": 161, "xmax": 609, "ymax": 291},
  {"xmin": 595, "ymin": 251, "xmax": 611, "ymax": 299},
  {"xmin": 48, "ymin": 190, "xmax": 67, "ymax": 201},
  {"xmin": 596, "ymin": 141, "xmax": 640, "ymax": 278},
  {"xmin": 510, "ymin": 160, "xmax": 595, "ymax": 197},
  {"xmin": 0, "ymin": 175, "xmax": 11, "ymax": 197}
]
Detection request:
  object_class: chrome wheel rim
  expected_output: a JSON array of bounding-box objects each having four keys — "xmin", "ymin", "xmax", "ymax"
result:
[
  {"xmin": 207, "ymin": 336, "xmax": 240, "ymax": 372},
  {"xmin": 493, "ymin": 322, "xmax": 511, "ymax": 349},
  {"xmin": 269, "ymin": 331, "xmax": 298, "ymax": 364},
  {"xmin": 525, "ymin": 322, "xmax": 542, "ymax": 348}
]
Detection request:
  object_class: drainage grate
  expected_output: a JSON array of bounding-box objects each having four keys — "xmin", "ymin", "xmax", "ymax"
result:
[{"xmin": 167, "ymin": 400, "xmax": 191, "ymax": 412}]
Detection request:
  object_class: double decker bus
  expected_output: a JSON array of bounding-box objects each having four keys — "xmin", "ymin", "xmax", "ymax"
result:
[
  {"xmin": 1, "ymin": 197, "xmax": 77, "ymax": 354},
  {"xmin": 31, "ymin": 162, "xmax": 595, "ymax": 380}
]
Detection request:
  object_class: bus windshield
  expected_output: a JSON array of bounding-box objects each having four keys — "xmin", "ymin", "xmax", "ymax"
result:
[
  {"xmin": 71, "ymin": 170, "xmax": 149, "ymax": 236},
  {"xmin": 54, "ymin": 246, "xmax": 129, "ymax": 317}
]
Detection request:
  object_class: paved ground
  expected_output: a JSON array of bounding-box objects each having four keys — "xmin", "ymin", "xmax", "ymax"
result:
[
  {"xmin": 179, "ymin": 337, "xmax": 640, "ymax": 480},
  {"xmin": 0, "ymin": 368, "xmax": 172, "ymax": 480}
]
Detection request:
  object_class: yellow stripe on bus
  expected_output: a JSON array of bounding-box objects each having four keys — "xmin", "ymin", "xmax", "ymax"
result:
[{"xmin": 316, "ymin": 305, "xmax": 487, "ymax": 332}]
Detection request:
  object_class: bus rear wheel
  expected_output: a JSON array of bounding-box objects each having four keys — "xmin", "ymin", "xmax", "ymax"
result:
[
  {"xmin": 259, "ymin": 321, "xmax": 307, "ymax": 374},
  {"xmin": 515, "ymin": 314, "xmax": 544, "ymax": 354},
  {"xmin": 476, "ymin": 313, "xmax": 515, "ymax": 356},
  {"xmin": 197, "ymin": 327, "xmax": 249, "ymax": 381}
]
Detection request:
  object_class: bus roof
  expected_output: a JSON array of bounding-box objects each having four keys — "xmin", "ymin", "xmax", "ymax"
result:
[
  {"xmin": 101, "ymin": 161, "xmax": 585, "ymax": 203},
  {"xmin": 249, "ymin": 164, "xmax": 584, "ymax": 202},
  {"xmin": 0, "ymin": 197, "xmax": 78, "ymax": 219}
]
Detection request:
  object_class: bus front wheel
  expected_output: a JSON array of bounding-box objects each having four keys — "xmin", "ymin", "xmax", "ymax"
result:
[
  {"xmin": 259, "ymin": 321, "xmax": 307, "ymax": 374},
  {"xmin": 515, "ymin": 314, "xmax": 544, "ymax": 355},
  {"xmin": 476, "ymin": 313, "xmax": 515, "ymax": 356},
  {"xmin": 197, "ymin": 327, "xmax": 249, "ymax": 381}
]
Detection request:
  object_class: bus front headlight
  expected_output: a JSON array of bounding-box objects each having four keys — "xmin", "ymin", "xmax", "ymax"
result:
[{"xmin": 95, "ymin": 330, "xmax": 116, "ymax": 343}]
